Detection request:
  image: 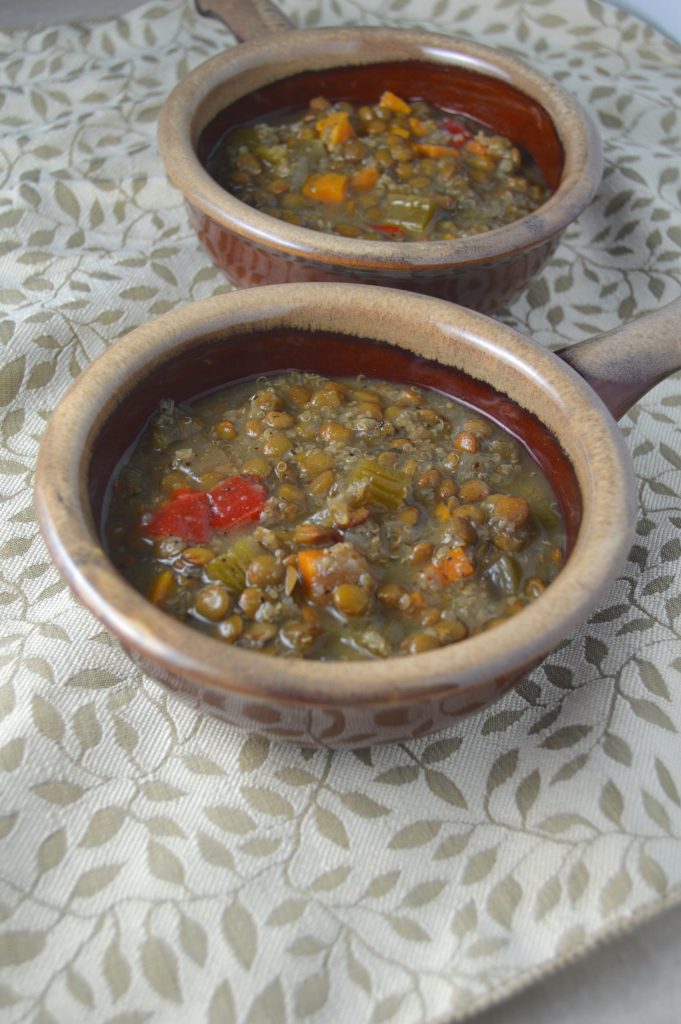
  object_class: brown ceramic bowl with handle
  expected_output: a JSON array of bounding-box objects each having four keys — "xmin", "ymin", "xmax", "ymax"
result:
[
  {"xmin": 156, "ymin": 0, "xmax": 602, "ymax": 313},
  {"xmin": 34, "ymin": 283, "xmax": 681, "ymax": 748}
]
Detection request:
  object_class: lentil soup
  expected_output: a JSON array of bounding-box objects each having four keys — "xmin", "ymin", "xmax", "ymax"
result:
[
  {"xmin": 105, "ymin": 370, "xmax": 567, "ymax": 661},
  {"xmin": 205, "ymin": 90, "xmax": 549, "ymax": 242}
]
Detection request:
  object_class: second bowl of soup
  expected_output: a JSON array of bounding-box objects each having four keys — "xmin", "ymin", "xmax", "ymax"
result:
[{"xmin": 158, "ymin": 14, "xmax": 602, "ymax": 311}]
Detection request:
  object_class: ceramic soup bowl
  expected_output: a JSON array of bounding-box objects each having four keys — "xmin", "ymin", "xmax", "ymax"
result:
[
  {"xmin": 156, "ymin": 0, "xmax": 602, "ymax": 312},
  {"xmin": 34, "ymin": 283, "xmax": 681, "ymax": 747}
]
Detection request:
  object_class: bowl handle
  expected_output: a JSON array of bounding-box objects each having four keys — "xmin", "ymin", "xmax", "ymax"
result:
[
  {"xmin": 557, "ymin": 296, "xmax": 681, "ymax": 421},
  {"xmin": 195, "ymin": 0, "xmax": 294, "ymax": 42}
]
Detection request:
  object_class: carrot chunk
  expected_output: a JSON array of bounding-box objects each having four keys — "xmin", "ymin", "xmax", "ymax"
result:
[
  {"xmin": 413, "ymin": 143, "xmax": 457, "ymax": 160},
  {"xmin": 316, "ymin": 110, "xmax": 355, "ymax": 148},
  {"xmin": 301, "ymin": 172, "xmax": 349, "ymax": 205},
  {"xmin": 379, "ymin": 90, "xmax": 412, "ymax": 115},
  {"xmin": 297, "ymin": 549, "xmax": 328, "ymax": 596},
  {"xmin": 440, "ymin": 546, "xmax": 476, "ymax": 582},
  {"xmin": 350, "ymin": 164, "xmax": 380, "ymax": 191},
  {"xmin": 408, "ymin": 117, "xmax": 430, "ymax": 137}
]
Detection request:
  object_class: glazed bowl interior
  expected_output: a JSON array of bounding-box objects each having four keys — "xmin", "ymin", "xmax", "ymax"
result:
[
  {"xmin": 157, "ymin": 27, "xmax": 602, "ymax": 308},
  {"xmin": 36, "ymin": 284, "xmax": 635, "ymax": 739}
]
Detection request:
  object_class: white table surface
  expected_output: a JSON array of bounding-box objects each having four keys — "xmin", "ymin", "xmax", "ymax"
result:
[{"xmin": 2, "ymin": 1, "xmax": 680, "ymax": 1022}]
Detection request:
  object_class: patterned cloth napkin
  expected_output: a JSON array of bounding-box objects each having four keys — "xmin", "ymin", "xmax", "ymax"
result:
[{"xmin": 1, "ymin": 1, "xmax": 680, "ymax": 1021}]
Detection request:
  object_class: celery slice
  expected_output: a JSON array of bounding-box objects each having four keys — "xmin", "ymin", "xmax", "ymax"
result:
[
  {"xmin": 379, "ymin": 194, "xmax": 437, "ymax": 233},
  {"xmin": 350, "ymin": 459, "xmax": 409, "ymax": 510},
  {"xmin": 205, "ymin": 536, "xmax": 264, "ymax": 591}
]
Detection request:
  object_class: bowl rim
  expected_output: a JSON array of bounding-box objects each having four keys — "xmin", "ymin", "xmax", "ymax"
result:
[
  {"xmin": 157, "ymin": 25, "xmax": 603, "ymax": 272},
  {"xmin": 35, "ymin": 283, "xmax": 636, "ymax": 708}
]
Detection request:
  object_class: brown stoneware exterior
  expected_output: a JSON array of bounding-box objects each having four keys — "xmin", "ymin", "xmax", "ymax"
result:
[
  {"xmin": 34, "ymin": 284, "xmax": 681, "ymax": 747},
  {"xmin": 157, "ymin": 5, "xmax": 603, "ymax": 312}
]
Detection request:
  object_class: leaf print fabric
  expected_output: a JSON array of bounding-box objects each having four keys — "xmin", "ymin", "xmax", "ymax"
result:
[{"xmin": 1, "ymin": 0, "xmax": 681, "ymax": 1021}]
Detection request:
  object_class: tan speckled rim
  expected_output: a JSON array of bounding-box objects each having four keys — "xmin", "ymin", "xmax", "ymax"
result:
[
  {"xmin": 157, "ymin": 27, "xmax": 602, "ymax": 271},
  {"xmin": 35, "ymin": 283, "xmax": 636, "ymax": 707}
]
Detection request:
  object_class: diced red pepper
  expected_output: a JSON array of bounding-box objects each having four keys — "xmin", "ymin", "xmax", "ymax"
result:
[
  {"xmin": 145, "ymin": 489, "xmax": 211, "ymax": 543},
  {"xmin": 143, "ymin": 475, "xmax": 267, "ymax": 542},
  {"xmin": 208, "ymin": 475, "xmax": 268, "ymax": 532},
  {"xmin": 442, "ymin": 118, "xmax": 473, "ymax": 147},
  {"xmin": 370, "ymin": 223, "xmax": 406, "ymax": 236}
]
